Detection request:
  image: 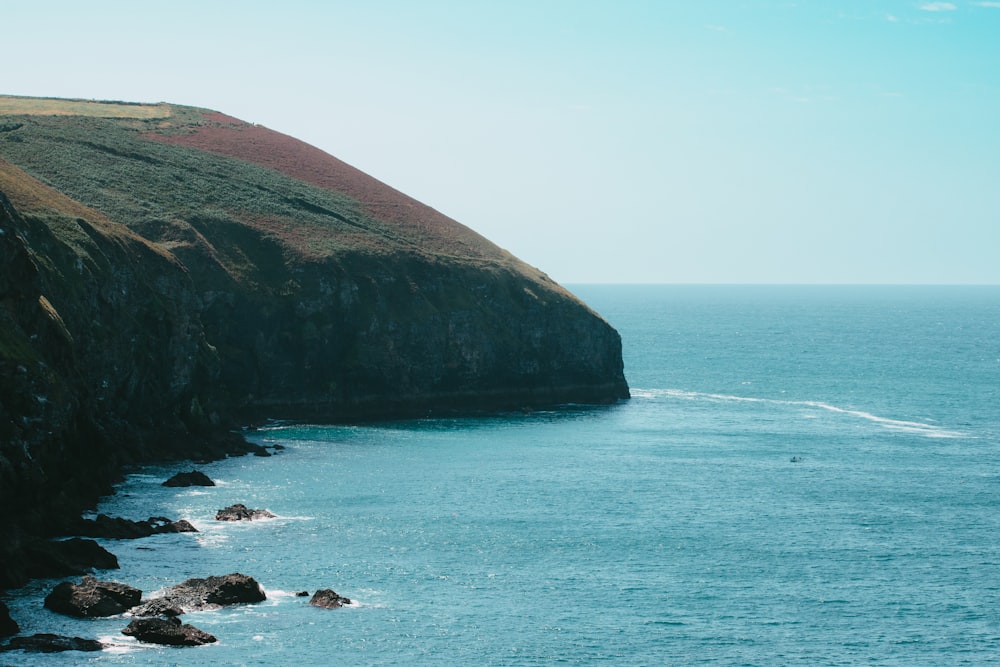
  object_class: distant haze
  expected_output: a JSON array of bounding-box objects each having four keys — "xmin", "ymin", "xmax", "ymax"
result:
[{"xmin": 5, "ymin": 1, "xmax": 999, "ymax": 284}]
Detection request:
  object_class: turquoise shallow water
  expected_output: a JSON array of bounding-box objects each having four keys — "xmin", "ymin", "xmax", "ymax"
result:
[{"xmin": 5, "ymin": 285, "xmax": 1000, "ymax": 665}]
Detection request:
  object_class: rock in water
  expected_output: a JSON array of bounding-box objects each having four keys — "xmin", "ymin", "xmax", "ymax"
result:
[
  {"xmin": 72, "ymin": 514, "xmax": 198, "ymax": 539},
  {"xmin": 215, "ymin": 503, "xmax": 276, "ymax": 521},
  {"xmin": 130, "ymin": 573, "xmax": 265, "ymax": 615},
  {"xmin": 309, "ymin": 589, "xmax": 352, "ymax": 609},
  {"xmin": 162, "ymin": 471, "xmax": 215, "ymax": 487},
  {"xmin": 44, "ymin": 576, "xmax": 142, "ymax": 618},
  {"xmin": 24, "ymin": 538, "xmax": 119, "ymax": 578},
  {"xmin": 154, "ymin": 518, "xmax": 198, "ymax": 533},
  {"xmin": 130, "ymin": 598, "xmax": 183, "ymax": 618},
  {"xmin": 1, "ymin": 633, "xmax": 103, "ymax": 653},
  {"xmin": 122, "ymin": 617, "xmax": 216, "ymax": 646}
]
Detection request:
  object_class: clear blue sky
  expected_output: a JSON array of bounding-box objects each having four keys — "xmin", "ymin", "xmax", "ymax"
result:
[{"xmin": 5, "ymin": 1, "xmax": 999, "ymax": 284}]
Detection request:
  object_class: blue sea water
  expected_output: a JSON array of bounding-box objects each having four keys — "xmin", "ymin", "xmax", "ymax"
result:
[{"xmin": 5, "ymin": 285, "xmax": 1000, "ymax": 666}]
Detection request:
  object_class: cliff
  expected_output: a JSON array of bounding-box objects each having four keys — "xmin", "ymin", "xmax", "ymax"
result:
[{"xmin": 0, "ymin": 96, "xmax": 628, "ymax": 587}]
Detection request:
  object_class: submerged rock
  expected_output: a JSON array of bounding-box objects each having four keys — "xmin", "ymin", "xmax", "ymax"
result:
[
  {"xmin": 309, "ymin": 589, "xmax": 352, "ymax": 609},
  {"xmin": 162, "ymin": 471, "xmax": 215, "ymax": 487},
  {"xmin": 122, "ymin": 617, "xmax": 216, "ymax": 646},
  {"xmin": 130, "ymin": 573, "xmax": 265, "ymax": 615},
  {"xmin": 1, "ymin": 633, "xmax": 103, "ymax": 653},
  {"xmin": 215, "ymin": 503, "xmax": 275, "ymax": 521},
  {"xmin": 44, "ymin": 576, "xmax": 142, "ymax": 618}
]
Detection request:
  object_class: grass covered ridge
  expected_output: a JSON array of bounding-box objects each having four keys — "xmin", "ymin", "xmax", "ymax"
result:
[{"xmin": 0, "ymin": 95, "xmax": 171, "ymax": 119}]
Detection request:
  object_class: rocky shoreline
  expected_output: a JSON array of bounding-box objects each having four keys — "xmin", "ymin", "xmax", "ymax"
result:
[{"xmin": 0, "ymin": 465, "xmax": 353, "ymax": 655}]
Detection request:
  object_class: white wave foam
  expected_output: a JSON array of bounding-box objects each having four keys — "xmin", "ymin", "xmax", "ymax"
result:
[
  {"xmin": 262, "ymin": 589, "xmax": 299, "ymax": 599},
  {"xmin": 637, "ymin": 388, "xmax": 967, "ymax": 439},
  {"xmin": 98, "ymin": 634, "xmax": 145, "ymax": 654}
]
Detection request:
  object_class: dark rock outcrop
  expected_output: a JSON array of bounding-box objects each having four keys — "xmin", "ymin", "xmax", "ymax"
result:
[
  {"xmin": 43, "ymin": 576, "xmax": 141, "ymax": 618},
  {"xmin": 19, "ymin": 538, "xmax": 119, "ymax": 581},
  {"xmin": 215, "ymin": 504, "xmax": 276, "ymax": 521},
  {"xmin": 122, "ymin": 617, "xmax": 216, "ymax": 646},
  {"xmin": 0, "ymin": 600, "xmax": 17, "ymax": 637},
  {"xmin": 309, "ymin": 589, "xmax": 351, "ymax": 609},
  {"xmin": 1, "ymin": 633, "xmax": 103, "ymax": 653},
  {"xmin": 130, "ymin": 573, "xmax": 265, "ymax": 615},
  {"xmin": 130, "ymin": 597, "xmax": 183, "ymax": 618},
  {"xmin": 71, "ymin": 514, "xmax": 198, "ymax": 539},
  {"xmin": 162, "ymin": 470, "xmax": 216, "ymax": 487}
]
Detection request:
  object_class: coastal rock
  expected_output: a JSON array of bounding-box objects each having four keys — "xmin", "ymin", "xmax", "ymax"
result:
[
  {"xmin": 215, "ymin": 504, "xmax": 276, "ymax": 521},
  {"xmin": 44, "ymin": 576, "xmax": 141, "ymax": 618},
  {"xmin": 1, "ymin": 633, "xmax": 103, "ymax": 653},
  {"xmin": 122, "ymin": 617, "xmax": 216, "ymax": 646},
  {"xmin": 0, "ymin": 600, "xmax": 18, "ymax": 637},
  {"xmin": 23, "ymin": 538, "xmax": 119, "ymax": 578},
  {"xmin": 73, "ymin": 515, "xmax": 155, "ymax": 539},
  {"xmin": 309, "ymin": 589, "xmax": 352, "ymax": 609},
  {"xmin": 130, "ymin": 597, "xmax": 183, "ymax": 618},
  {"xmin": 131, "ymin": 573, "xmax": 265, "ymax": 614},
  {"xmin": 152, "ymin": 518, "xmax": 198, "ymax": 533},
  {"xmin": 162, "ymin": 471, "xmax": 215, "ymax": 487},
  {"xmin": 72, "ymin": 514, "xmax": 198, "ymax": 539}
]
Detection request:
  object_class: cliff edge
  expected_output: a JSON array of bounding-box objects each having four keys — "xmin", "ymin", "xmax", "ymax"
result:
[{"xmin": 0, "ymin": 97, "xmax": 628, "ymax": 587}]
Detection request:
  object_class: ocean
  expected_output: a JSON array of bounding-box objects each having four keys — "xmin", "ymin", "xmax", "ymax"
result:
[{"xmin": 5, "ymin": 285, "xmax": 1000, "ymax": 665}]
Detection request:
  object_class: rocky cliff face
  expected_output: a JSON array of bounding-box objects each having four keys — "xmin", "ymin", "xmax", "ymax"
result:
[
  {"xmin": 0, "ymin": 188, "xmax": 252, "ymax": 588},
  {"xmin": 0, "ymin": 98, "xmax": 628, "ymax": 588}
]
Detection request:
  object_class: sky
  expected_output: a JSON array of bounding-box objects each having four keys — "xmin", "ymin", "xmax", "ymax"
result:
[{"xmin": 3, "ymin": 0, "xmax": 999, "ymax": 284}]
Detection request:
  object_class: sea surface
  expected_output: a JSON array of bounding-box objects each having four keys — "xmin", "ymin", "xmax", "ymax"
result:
[{"xmin": 6, "ymin": 285, "xmax": 1000, "ymax": 666}]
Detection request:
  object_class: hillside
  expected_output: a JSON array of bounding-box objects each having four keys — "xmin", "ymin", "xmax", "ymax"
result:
[{"xmin": 0, "ymin": 96, "xmax": 628, "ymax": 586}]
